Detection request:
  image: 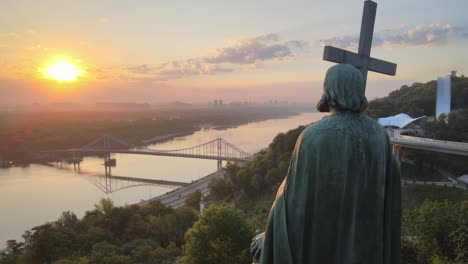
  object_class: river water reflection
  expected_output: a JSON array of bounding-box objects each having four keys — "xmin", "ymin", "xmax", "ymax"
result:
[{"xmin": 0, "ymin": 112, "xmax": 326, "ymax": 246}]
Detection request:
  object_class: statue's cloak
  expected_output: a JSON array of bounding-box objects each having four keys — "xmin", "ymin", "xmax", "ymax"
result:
[{"xmin": 261, "ymin": 113, "xmax": 401, "ymax": 264}]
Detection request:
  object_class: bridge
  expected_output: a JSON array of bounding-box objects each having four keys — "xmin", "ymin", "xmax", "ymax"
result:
[
  {"xmin": 388, "ymin": 131, "xmax": 468, "ymax": 189},
  {"xmin": 389, "ymin": 131, "xmax": 468, "ymax": 157},
  {"xmin": 38, "ymin": 135, "xmax": 252, "ymax": 171},
  {"xmin": 36, "ymin": 135, "xmax": 251, "ymax": 194}
]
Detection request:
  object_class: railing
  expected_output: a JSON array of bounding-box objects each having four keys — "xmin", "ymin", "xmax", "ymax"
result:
[
  {"xmin": 389, "ymin": 130, "xmax": 468, "ymax": 155},
  {"xmin": 397, "ymin": 134, "xmax": 468, "ymax": 148}
]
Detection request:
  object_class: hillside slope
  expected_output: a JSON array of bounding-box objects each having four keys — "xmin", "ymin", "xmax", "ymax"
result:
[{"xmin": 366, "ymin": 76, "xmax": 468, "ymax": 118}]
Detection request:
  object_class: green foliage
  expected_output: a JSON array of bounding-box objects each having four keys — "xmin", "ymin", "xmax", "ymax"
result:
[
  {"xmin": 0, "ymin": 240, "xmax": 24, "ymax": 264},
  {"xmin": 181, "ymin": 203, "xmax": 252, "ymax": 264},
  {"xmin": 426, "ymin": 109, "xmax": 468, "ymax": 142},
  {"xmin": 0, "ymin": 200, "xmax": 198, "ymax": 263},
  {"xmin": 207, "ymin": 125, "xmax": 306, "ymax": 221},
  {"xmin": 366, "ymin": 76, "xmax": 468, "ymax": 118},
  {"xmin": 184, "ymin": 191, "xmax": 202, "ymax": 210},
  {"xmin": 130, "ymin": 242, "xmax": 180, "ymax": 264},
  {"xmin": 401, "ymin": 185, "xmax": 468, "ymax": 211},
  {"xmin": 95, "ymin": 198, "xmax": 114, "ymax": 215},
  {"xmin": 402, "ymin": 200, "xmax": 468, "ymax": 264},
  {"xmin": 89, "ymin": 242, "xmax": 132, "ymax": 264}
]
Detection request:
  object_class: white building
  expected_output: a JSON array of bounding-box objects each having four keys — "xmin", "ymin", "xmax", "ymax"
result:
[
  {"xmin": 436, "ymin": 75, "xmax": 451, "ymax": 118},
  {"xmin": 378, "ymin": 113, "xmax": 427, "ymax": 136},
  {"xmin": 457, "ymin": 175, "xmax": 468, "ymax": 188}
]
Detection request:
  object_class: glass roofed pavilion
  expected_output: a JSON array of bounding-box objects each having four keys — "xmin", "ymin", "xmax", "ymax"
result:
[{"xmin": 378, "ymin": 113, "xmax": 427, "ymax": 136}]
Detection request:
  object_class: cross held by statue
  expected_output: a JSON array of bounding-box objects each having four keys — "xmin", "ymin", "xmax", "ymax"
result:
[{"xmin": 323, "ymin": 0, "xmax": 397, "ymax": 92}]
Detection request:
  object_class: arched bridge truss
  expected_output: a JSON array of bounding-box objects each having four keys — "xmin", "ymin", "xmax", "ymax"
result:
[{"xmin": 40, "ymin": 134, "xmax": 252, "ymax": 171}]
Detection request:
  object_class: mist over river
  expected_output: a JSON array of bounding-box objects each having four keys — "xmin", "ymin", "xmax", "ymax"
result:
[{"xmin": 0, "ymin": 112, "xmax": 326, "ymax": 247}]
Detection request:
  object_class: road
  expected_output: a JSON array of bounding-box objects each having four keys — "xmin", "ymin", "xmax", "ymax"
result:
[{"xmin": 146, "ymin": 170, "xmax": 225, "ymax": 208}]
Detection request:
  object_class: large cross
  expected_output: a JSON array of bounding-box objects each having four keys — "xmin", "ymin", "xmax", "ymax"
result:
[{"xmin": 323, "ymin": 0, "xmax": 397, "ymax": 92}]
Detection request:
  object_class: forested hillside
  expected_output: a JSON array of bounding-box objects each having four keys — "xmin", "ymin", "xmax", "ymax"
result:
[{"xmin": 366, "ymin": 76, "xmax": 468, "ymax": 118}]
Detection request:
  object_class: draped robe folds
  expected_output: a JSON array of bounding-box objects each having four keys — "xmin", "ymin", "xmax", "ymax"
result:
[{"xmin": 261, "ymin": 112, "xmax": 401, "ymax": 264}]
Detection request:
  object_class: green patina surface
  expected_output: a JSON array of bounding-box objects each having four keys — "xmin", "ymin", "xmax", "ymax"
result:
[{"xmin": 260, "ymin": 64, "xmax": 401, "ymax": 263}]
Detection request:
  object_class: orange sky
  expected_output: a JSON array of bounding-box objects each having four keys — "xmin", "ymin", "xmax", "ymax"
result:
[{"xmin": 1, "ymin": 0, "xmax": 467, "ymax": 104}]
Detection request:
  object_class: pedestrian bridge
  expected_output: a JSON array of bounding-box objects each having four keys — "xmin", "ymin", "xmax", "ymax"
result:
[
  {"xmin": 38, "ymin": 135, "xmax": 252, "ymax": 170},
  {"xmin": 390, "ymin": 132, "xmax": 468, "ymax": 156}
]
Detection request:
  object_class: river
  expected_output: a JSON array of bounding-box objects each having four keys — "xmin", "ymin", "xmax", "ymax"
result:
[{"xmin": 0, "ymin": 112, "xmax": 326, "ymax": 246}]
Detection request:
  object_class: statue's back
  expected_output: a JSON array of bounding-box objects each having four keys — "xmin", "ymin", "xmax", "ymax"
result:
[{"xmin": 261, "ymin": 112, "xmax": 401, "ymax": 264}]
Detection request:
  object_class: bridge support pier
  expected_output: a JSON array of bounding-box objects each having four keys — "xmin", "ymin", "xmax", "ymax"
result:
[
  {"xmin": 72, "ymin": 152, "xmax": 81, "ymax": 170},
  {"xmin": 217, "ymin": 160, "xmax": 222, "ymax": 171},
  {"xmin": 105, "ymin": 165, "xmax": 112, "ymax": 176},
  {"xmin": 392, "ymin": 145, "xmax": 401, "ymax": 167},
  {"xmin": 104, "ymin": 153, "xmax": 116, "ymax": 168}
]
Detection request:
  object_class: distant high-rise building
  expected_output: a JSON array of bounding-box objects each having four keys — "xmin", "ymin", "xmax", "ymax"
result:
[{"xmin": 436, "ymin": 74, "xmax": 452, "ymax": 118}]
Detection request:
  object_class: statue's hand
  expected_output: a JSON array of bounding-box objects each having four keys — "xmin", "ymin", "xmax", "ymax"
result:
[{"xmin": 250, "ymin": 230, "xmax": 265, "ymax": 262}]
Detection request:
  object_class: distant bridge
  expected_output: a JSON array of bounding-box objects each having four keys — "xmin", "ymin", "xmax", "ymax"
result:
[{"xmin": 38, "ymin": 135, "xmax": 252, "ymax": 171}]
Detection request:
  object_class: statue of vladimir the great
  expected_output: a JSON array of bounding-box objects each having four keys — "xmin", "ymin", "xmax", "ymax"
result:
[{"xmin": 251, "ymin": 64, "xmax": 401, "ymax": 264}]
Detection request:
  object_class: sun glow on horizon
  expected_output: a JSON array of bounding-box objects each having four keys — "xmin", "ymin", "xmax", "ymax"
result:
[{"xmin": 41, "ymin": 59, "xmax": 85, "ymax": 82}]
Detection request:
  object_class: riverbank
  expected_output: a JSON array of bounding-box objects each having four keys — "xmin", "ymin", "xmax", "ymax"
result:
[
  {"xmin": 140, "ymin": 112, "xmax": 303, "ymax": 146},
  {"xmin": 142, "ymin": 131, "xmax": 197, "ymax": 144},
  {"xmin": 1, "ymin": 107, "xmax": 312, "ymax": 163},
  {"xmin": 0, "ymin": 113, "xmax": 322, "ymax": 248}
]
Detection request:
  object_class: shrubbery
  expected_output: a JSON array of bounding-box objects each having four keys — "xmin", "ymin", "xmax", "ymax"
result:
[{"xmin": 0, "ymin": 199, "xmax": 198, "ymax": 264}]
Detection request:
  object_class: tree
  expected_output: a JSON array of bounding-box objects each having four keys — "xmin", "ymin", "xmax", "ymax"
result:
[
  {"xmin": 95, "ymin": 198, "xmax": 114, "ymax": 215},
  {"xmin": 181, "ymin": 203, "xmax": 252, "ymax": 264},
  {"xmin": 89, "ymin": 242, "xmax": 132, "ymax": 264},
  {"xmin": 184, "ymin": 191, "xmax": 202, "ymax": 210},
  {"xmin": 402, "ymin": 200, "xmax": 467, "ymax": 263},
  {"xmin": 151, "ymin": 242, "xmax": 180, "ymax": 264}
]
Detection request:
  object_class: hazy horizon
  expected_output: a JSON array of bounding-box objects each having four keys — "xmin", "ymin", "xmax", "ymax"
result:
[{"xmin": 1, "ymin": 0, "xmax": 467, "ymax": 105}]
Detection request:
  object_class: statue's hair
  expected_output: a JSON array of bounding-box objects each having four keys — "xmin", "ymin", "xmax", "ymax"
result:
[{"xmin": 318, "ymin": 64, "xmax": 368, "ymax": 113}]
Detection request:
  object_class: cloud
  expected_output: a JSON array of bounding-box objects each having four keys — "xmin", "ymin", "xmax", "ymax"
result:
[
  {"xmin": 127, "ymin": 64, "xmax": 154, "ymax": 75},
  {"xmin": 320, "ymin": 24, "xmax": 465, "ymax": 49},
  {"xmin": 156, "ymin": 59, "xmax": 234, "ymax": 79},
  {"xmin": 319, "ymin": 35, "xmax": 360, "ymax": 50},
  {"xmin": 205, "ymin": 33, "xmax": 307, "ymax": 64},
  {"xmin": 126, "ymin": 33, "xmax": 306, "ymax": 82}
]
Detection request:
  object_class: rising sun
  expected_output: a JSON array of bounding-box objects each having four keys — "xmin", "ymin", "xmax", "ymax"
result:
[{"xmin": 42, "ymin": 60, "xmax": 85, "ymax": 82}]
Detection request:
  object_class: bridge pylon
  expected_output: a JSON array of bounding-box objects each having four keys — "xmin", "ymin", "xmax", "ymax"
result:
[{"xmin": 392, "ymin": 145, "xmax": 401, "ymax": 167}]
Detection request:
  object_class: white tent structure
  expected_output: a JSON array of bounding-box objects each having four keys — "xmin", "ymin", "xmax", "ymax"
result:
[
  {"xmin": 378, "ymin": 113, "xmax": 427, "ymax": 129},
  {"xmin": 378, "ymin": 113, "xmax": 427, "ymax": 136}
]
